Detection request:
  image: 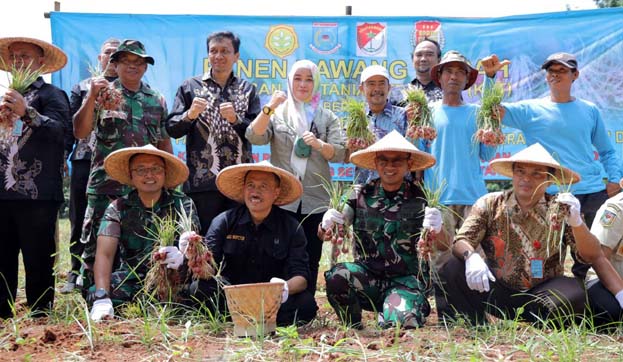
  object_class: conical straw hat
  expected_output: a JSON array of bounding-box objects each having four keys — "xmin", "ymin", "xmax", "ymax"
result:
[
  {"xmin": 0, "ymin": 37, "xmax": 67, "ymax": 74},
  {"xmin": 490, "ymin": 143, "xmax": 580, "ymax": 184},
  {"xmin": 216, "ymin": 161, "xmax": 303, "ymax": 206},
  {"xmin": 349, "ymin": 130, "xmax": 436, "ymax": 171},
  {"xmin": 104, "ymin": 144, "xmax": 189, "ymax": 188}
]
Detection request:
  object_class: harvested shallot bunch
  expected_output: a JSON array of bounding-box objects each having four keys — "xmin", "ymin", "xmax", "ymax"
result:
[
  {"xmin": 475, "ymin": 82, "xmax": 505, "ymax": 147},
  {"xmin": 144, "ymin": 212, "xmax": 182, "ymax": 302},
  {"xmin": 343, "ymin": 98, "xmax": 376, "ymax": 152},
  {"xmin": 0, "ymin": 61, "xmax": 42, "ymax": 142},
  {"xmin": 176, "ymin": 207, "xmax": 216, "ymax": 280},
  {"xmin": 402, "ymin": 86, "xmax": 436, "ymax": 142},
  {"xmin": 318, "ymin": 175, "xmax": 355, "ymax": 266}
]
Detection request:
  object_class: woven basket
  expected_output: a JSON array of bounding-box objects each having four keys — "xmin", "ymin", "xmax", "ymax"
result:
[{"xmin": 223, "ymin": 282, "xmax": 283, "ymax": 337}]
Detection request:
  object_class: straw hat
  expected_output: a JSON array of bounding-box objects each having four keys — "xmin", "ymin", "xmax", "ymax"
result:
[
  {"xmin": 489, "ymin": 143, "xmax": 580, "ymax": 184},
  {"xmin": 431, "ymin": 50, "xmax": 478, "ymax": 90},
  {"xmin": 216, "ymin": 161, "xmax": 303, "ymax": 206},
  {"xmin": 0, "ymin": 37, "xmax": 67, "ymax": 74},
  {"xmin": 104, "ymin": 144, "xmax": 189, "ymax": 188},
  {"xmin": 349, "ymin": 130, "xmax": 436, "ymax": 171}
]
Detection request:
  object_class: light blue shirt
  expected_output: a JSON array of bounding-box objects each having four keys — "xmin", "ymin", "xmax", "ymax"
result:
[
  {"xmin": 423, "ymin": 102, "xmax": 497, "ymax": 206},
  {"xmin": 502, "ymin": 97, "xmax": 622, "ymax": 195}
]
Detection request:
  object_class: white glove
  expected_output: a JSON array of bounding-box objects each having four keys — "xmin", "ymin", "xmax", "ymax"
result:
[
  {"xmin": 615, "ymin": 290, "xmax": 623, "ymax": 310},
  {"xmin": 465, "ymin": 253, "xmax": 496, "ymax": 293},
  {"xmin": 90, "ymin": 298, "xmax": 114, "ymax": 322},
  {"xmin": 178, "ymin": 231, "xmax": 197, "ymax": 256},
  {"xmin": 321, "ymin": 208, "xmax": 344, "ymax": 230},
  {"xmin": 159, "ymin": 246, "xmax": 184, "ymax": 270},
  {"xmin": 423, "ymin": 206, "xmax": 443, "ymax": 233},
  {"xmin": 270, "ymin": 277, "xmax": 289, "ymax": 304},
  {"xmin": 555, "ymin": 192, "xmax": 583, "ymax": 227}
]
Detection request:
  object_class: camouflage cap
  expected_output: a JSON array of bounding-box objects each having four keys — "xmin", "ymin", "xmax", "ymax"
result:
[
  {"xmin": 541, "ymin": 52, "xmax": 577, "ymax": 70},
  {"xmin": 110, "ymin": 39, "xmax": 154, "ymax": 65},
  {"xmin": 431, "ymin": 50, "xmax": 478, "ymax": 90}
]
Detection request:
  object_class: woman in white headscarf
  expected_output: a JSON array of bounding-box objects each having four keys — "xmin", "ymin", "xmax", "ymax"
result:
[{"xmin": 246, "ymin": 59, "xmax": 346, "ymax": 295}]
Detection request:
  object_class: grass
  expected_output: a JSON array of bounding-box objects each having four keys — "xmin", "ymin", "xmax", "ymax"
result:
[{"xmin": 1, "ymin": 218, "xmax": 623, "ymax": 360}]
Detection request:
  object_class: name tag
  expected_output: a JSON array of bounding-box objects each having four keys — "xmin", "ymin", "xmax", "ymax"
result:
[
  {"xmin": 226, "ymin": 234, "xmax": 245, "ymax": 241},
  {"xmin": 530, "ymin": 258, "xmax": 544, "ymax": 279},
  {"xmin": 12, "ymin": 119, "xmax": 23, "ymax": 136}
]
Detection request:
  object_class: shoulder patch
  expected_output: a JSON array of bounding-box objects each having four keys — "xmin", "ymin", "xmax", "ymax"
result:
[{"xmin": 599, "ymin": 208, "xmax": 619, "ymax": 228}]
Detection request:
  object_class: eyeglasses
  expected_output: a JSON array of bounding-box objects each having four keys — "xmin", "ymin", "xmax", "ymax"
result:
[
  {"xmin": 131, "ymin": 165, "xmax": 165, "ymax": 176},
  {"xmin": 546, "ymin": 67, "xmax": 573, "ymax": 75},
  {"xmin": 117, "ymin": 58, "xmax": 147, "ymax": 67},
  {"xmin": 376, "ymin": 156, "xmax": 410, "ymax": 168}
]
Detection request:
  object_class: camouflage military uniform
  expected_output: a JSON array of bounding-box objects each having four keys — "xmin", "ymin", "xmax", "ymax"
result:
[
  {"xmin": 94, "ymin": 189, "xmax": 198, "ymax": 305},
  {"xmin": 324, "ymin": 179, "xmax": 431, "ymax": 328},
  {"xmin": 81, "ymin": 78, "xmax": 169, "ymax": 267}
]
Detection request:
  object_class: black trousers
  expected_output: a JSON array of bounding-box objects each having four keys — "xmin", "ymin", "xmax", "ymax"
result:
[
  {"xmin": 0, "ymin": 200, "xmax": 61, "ymax": 318},
  {"xmin": 202, "ymin": 279, "xmax": 318, "ymax": 326},
  {"xmin": 434, "ymin": 256, "xmax": 586, "ymax": 326},
  {"xmin": 286, "ymin": 210, "xmax": 324, "ymax": 295},
  {"xmin": 68, "ymin": 159, "xmax": 91, "ymax": 275},
  {"xmin": 190, "ymin": 190, "xmax": 241, "ymax": 236},
  {"xmin": 572, "ymin": 190, "xmax": 610, "ymax": 280},
  {"xmin": 586, "ymin": 278, "xmax": 623, "ymax": 328}
]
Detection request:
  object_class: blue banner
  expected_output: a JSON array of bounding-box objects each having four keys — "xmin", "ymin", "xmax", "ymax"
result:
[{"xmin": 50, "ymin": 9, "xmax": 623, "ymax": 181}]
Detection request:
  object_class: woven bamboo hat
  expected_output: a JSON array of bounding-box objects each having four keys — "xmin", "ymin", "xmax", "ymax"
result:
[
  {"xmin": 431, "ymin": 50, "xmax": 478, "ymax": 90},
  {"xmin": 349, "ymin": 130, "xmax": 436, "ymax": 171},
  {"xmin": 0, "ymin": 37, "xmax": 67, "ymax": 74},
  {"xmin": 490, "ymin": 143, "xmax": 580, "ymax": 184},
  {"xmin": 104, "ymin": 144, "xmax": 189, "ymax": 188},
  {"xmin": 216, "ymin": 161, "xmax": 303, "ymax": 206}
]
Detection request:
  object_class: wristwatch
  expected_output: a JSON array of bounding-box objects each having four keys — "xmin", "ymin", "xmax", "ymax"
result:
[
  {"xmin": 93, "ymin": 288, "xmax": 110, "ymax": 301},
  {"xmin": 22, "ymin": 106, "xmax": 38, "ymax": 123},
  {"xmin": 262, "ymin": 105, "xmax": 274, "ymax": 116},
  {"xmin": 462, "ymin": 250, "xmax": 475, "ymax": 261}
]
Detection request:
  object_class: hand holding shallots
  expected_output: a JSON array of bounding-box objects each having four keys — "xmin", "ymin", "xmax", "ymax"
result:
[{"xmin": 179, "ymin": 231, "xmax": 216, "ymax": 280}]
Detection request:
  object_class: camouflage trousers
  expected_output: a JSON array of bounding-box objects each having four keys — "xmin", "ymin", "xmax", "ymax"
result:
[
  {"xmin": 324, "ymin": 262, "xmax": 430, "ymax": 328},
  {"xmin": 79, "ymin": 194, "xmax": 117, "ymax": 291}
]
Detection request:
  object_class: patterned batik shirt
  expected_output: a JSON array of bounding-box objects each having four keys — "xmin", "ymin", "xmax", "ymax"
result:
[
  {"xmin": 87, "ymin": 79, "xmax": 169, "ymax": 196},
  {"xmin": 354, "ymin": 103, "xmax": 408, "ymax": 184},
  {"xmin": 98, "ymin": 189, "xmax": 199, "ymax": 279},
  {"xmin": 0, "ymin": 78, "xmax": 70, "ymax": 201},
  {"xmin": 391, "ymin": 78, "xmax": 443, "ymax": 107},
  {"xmin": 166, "ymin": 72, "xmax": 260, "ymax": 193},
  {"xmin": 349, "ymin": 179, "xmax": 429, "ymax": 289},
  {"xmin": 456, "ymin": 190, "xmax": 583, "ymax": 292}
]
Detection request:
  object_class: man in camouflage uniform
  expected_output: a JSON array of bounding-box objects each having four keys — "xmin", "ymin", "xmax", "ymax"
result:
[
  {"xmin": 61, "ymin": 37, "xmax": 120, "ymax": 294},
  {"xmin": 73, "ymin": 39, "xmax": 173, "ymax": 291},
  {"xmin": 166, "ymin": 31, "xmax": 260, "ymax": 235},
  {"xmin": 320, "ymin": 131, "xmax": 450, "ymax": 329},
  {"xmin": 88, "ymin": 145, "xmax": 205, "ymax": 321}
]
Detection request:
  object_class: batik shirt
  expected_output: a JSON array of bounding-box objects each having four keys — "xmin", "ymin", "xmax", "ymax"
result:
[
  {"xmin": 349, "ymin": 179, "xmax": 428, "ymax": 289},
  {"xmin": 166, "ymin": 72, "xmax": 260, "ymax": 193},
  {"xmin": 354, "ymin": 103, "xmax": 408, "ymax": 184},
  {"xmin": 457, "ymin": 190, "xmax": 584, "ymax": 291},
  {"xmin": 87, "ymin": 79, "xmax": 168, "ymax": 196},
  {"xmin": 0, "ymin": 77, "xmax": 70, "ymax": 201},
  {"xmin": 391, "ymin": 78, "xmax": 443, "ymax": 106},
  {"xmin": 98, "ymin": 189, "xmax": 199, "ymax": 279}
]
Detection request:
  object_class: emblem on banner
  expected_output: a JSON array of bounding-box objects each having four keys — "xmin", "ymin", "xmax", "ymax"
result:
[
  {"xmin": 309, "ymin": 22, "xmax": 341, "ymax": 54},
  {"xmin": 265, "ymin": 25, "xmax": 299, "ymax": 58},
  {"xmin": 411, "ymin": 20, "xmax": 445, "ymax": 51},
  {"xmin": 356, "ymin": 22, "xmax": 387, "ymax": 57}
]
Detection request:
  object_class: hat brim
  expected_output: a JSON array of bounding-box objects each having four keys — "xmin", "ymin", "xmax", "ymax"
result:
[
  {"xmin": 0, "ymin": 37, "xmax": 67, "ymax": 74},
  {"xmin": 350, "ymin": 147, "xmax": 436, "ymax": 172},
  {"xmin": 431, "ymin": 61, "xmax": 478, "ymax": 90},
  {"xmin": 216, "ymin": 163, "xmax": 303, "ymax": 206},
  {"xmin": 104, "ymin": 146, "xmax": 189, "ymax": 188},
  {"xmin": 541, "ymin": 59, "xmax": 577, "ymax": 70},
  {"xmin": 490, "ymin": 159, "xmax": 580, "ymax": 184},
  {"xmin": 110, "ymin": 50, "xmax": 155, "ymax": 65}
]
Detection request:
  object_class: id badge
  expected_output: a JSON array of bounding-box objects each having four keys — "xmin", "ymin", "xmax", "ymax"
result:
[
  {"xmin": 12, "ymin": 119, "xmax": 23, "ymax": 136},
  {"xmin": 530, "ymin": 258, "xmax": 544, "ymax": 279}
]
